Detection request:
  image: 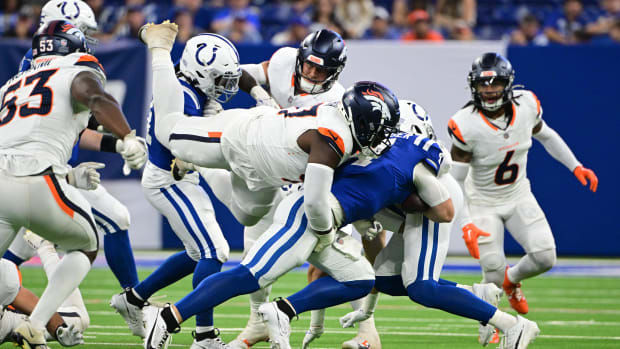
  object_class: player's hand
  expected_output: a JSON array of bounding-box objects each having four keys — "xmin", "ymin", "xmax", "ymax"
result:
[
  {"xmin": 56, "ymin": 323, "xmax": 84, "ymax": 347},
  {"xmin": 301, "ymin": 326, "xmax": 324, "ymax": 349},
  {"xmin": 339, "ymin": 309, "xmax": 371, "ymax": 328},
  {"xmin": 352, "ymin": 219, "xmax": 382, "ymax": 241},
  {"xmin": 313, "ymin": 228, "xmax": 336, "ymax": 253},
  {"xmin": 250, "ymin": 85, "xmax": 280, "ymax": 109},
  {"xmin": 573, "ymin": 165, "xmax": 598, "ymax": 192},
  {"xmin": 171, "ymin": 158, "xmax": 196, "ymax": 181},
  {"xmin": 67, "ymin": 162, "xmax": 105, "ymax": 190},
  {"xmin": 203, "ymin": 100, "xmax": 223, "ymax": 117},
  {"xmin": 117, "ymin": 130, "xmax": 148, "ymax": 174},
  {"xmin": 461, "ymin": 223, "xmax": 490, "ymax": 259}
]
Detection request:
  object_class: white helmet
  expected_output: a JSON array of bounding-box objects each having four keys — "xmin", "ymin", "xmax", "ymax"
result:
[
  {"xmin": 40, "ymin": 0, "xmax": 98, "ymax": 43},
  {"xmin": 179, "ymin": 34, "xmax": 241, "ymax": 103},
  {"xmin": 397, "ymin": 99, "xmax": 436, "ymax": 139}
]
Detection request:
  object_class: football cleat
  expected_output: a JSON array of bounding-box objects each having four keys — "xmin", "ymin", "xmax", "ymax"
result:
[
  {"xmin": 501, "ymin": 315, "xmax": 540, "ymax": 349},
  {"xmin": 503, "ymin": 267, "xmax": 529, "ymax": 314},
  {"xmin": 138, "ymin": 20, "xmax": 178, "ymax": 51},
  {"xmin": 12, "ymin": 320, "xmax": 49, "ymax": 349},
  {"xmin": 110, "ymin": 288, "xmax": 148, "ymax": 338},
  {"xmin": 190, "ymin": 329, "xmax": 230, "ymax": 349},
  {"xmin": 478, "ymin": 325, "xmax": 499, "ymax": 346},
  {"xmin": 228, "ymin": 311, "xmax": 269, "ymax": 349},
  {"xmin": 301, "ymin": 325, "xmax": 323, "ymax": 349},
  {"xmin": 257, "ymin": 302, "xmax": 291, "ymax": 349},
  {"xmin": 144, "ymin": 305, "xmax": 178, "ymax": 349},
  {"xmin": 341, "ymin": 332, "xmax": 381, "ymax": 349},
  {"xmin": 473, "ymin": 282, "xmax": 503, "ymax": 346}
]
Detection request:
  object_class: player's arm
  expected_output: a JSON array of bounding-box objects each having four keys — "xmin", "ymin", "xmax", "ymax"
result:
[
  {"xmin": 412, "ymin": 163, "xmax": 454, "ymax": 222},
  {"xmin": 240, "ymin": 62, "xmax": 279, "ymax": 108},
  {"xmin": 240, "ymin": 61, "xmax": 269, "ymax": 86},
  {"xmin": 532, "ymin": 120, "xmax": 598, "ymax": 192}
]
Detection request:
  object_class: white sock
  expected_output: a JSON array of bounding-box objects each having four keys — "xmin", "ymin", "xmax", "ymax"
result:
[
  {"xmin": 309, "ymin": 309, "xmax": 325, "ymax": 329},
  {"xmin": 29, "ymin": 251, "xmax": 91, "ymax": 331},
  {"xmin": 488, "ymin": 309, "xmax": 518, "ymax": 333},
  {"xmin": 456, "ymin": 283, "xmax": 473, "ymax": 292},
  {"xmin": 249, "ymin": 285, "xmax": 271, "ymax": 314},
  {"xmin": 195, "ymin": 325, "xmax": 214, "ymax": 335},
  {"xmin": 38, "ymin": 242, "xmax": 88, "ymax": 311},
  {"xmin": 151, "ymin": 48, "xmax": 184, "ymax": 149}
]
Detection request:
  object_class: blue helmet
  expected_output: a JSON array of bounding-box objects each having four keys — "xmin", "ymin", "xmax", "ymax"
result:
[
  {"xmin": 342, "ymin": 81, "xmax": 400, "ymax": 155},
  {"xmin": 32, "ymin": 20, "xmax": 90, "ymax": 59},
  {"xmin": 295, "ymin": 29, "xmax": 347, "ymax": 94},
  {"xmin": 468, "ymin": 52, "xmax": 515, "ymax": 112}
]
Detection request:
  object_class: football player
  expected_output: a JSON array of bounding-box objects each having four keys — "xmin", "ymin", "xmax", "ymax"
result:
[
  {"xmin": 142, "ymin": 80, "xmax": 401, "ymax": 349},
  {"xmin": 448, "ymin": 53, "xmax": 598, "ymax": 315},
  {"xmin": 5, "ymin": 1, "xmax": 146, "ymax": 329},
  {"xmin": 0, "ymin": 20, "xmax": 142, "ymax": 347},
  {"xmin": 340, "ymin": 100, "xmax": 540, "ymax": 349}
]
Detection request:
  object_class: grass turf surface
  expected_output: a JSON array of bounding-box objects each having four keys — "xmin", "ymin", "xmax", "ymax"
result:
[{"xmin": 8, "ymin": 266, "xmax": 620, "ymax": 349}]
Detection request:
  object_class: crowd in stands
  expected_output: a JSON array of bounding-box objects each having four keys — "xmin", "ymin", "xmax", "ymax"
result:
[{"xmin": 1, "ymin": 0, "xmax": 619, "ymax": 45}]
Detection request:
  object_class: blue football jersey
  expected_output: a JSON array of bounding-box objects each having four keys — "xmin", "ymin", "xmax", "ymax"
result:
[
  {"xmin": 146, "ymin": 79, "xmax": 208, "ymax": 170},
  {"xmin": 332, "ymin": 134, "xmax": 444, "ymax": 225}
]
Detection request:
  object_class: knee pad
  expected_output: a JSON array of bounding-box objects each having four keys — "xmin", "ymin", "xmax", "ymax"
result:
[
  {"xmin": 0, "ymin": 259, "xmax": 20, "ymax": 306},
  {"xmin": 479, "ymin": 252, "xmax": 505, "ymax": 273},
  {"xmin": 407, "ymin": 280, "xmax": 439, "ymax": 308},
  {"xmin": 530, "ymin": 249, "xmax": 556, "ymax": 272}
]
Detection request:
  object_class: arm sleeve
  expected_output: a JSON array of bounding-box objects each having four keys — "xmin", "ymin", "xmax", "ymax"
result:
[
  {"xmin": 304, "ymin": 163, "xmax": 335, "ymax": 231},
  {"xmin": 450, "ymin": 161, "xmax": 473, "ymax": 228},
  {"xmin": 533, "ymin": 121, "xmax": 581, "ymax": 171},
  {"xmin": 241, "ymin": 63, "xmax": 267, "ymax": 85},
  {"xmin": 412, "ymin": 163, "xmax": 450, "ymax": 208}
]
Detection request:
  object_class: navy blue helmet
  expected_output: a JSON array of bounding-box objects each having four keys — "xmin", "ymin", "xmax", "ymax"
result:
[
  {"xmin": 342, "ymin": 81, "xmax": 400, "ymax": 155},
  {"xmin": 295, "ymin": 29, "xmax": 347, "ymax": 94},
  {"xmin": 32, "ymin": 20, "xmax": 90, "ymax": 59},
  {"xmin": 468, "ymin": 52, "xmax": 515, "ymax": 111}
]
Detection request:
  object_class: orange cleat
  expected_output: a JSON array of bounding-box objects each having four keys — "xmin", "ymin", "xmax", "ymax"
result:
[
  {"xmin": 503, "ymin": 266, "xmax": 529, "ymax": 314},
  {"xmin": 489, "ymin": 328, "xmax": 500, "ymax": 344}
]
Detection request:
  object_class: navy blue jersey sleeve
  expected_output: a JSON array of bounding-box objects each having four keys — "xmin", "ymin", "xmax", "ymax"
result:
[{"xmin": 19, "ymin": 49, "xmax": 33, "ymax": 73}]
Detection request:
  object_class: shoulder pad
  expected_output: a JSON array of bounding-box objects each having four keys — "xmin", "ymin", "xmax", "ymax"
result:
[{"xmin": 73, "ymin": 54, "xmax": 105, "ymax": 74}]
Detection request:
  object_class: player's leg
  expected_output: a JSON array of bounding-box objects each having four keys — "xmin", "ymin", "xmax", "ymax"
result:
[
  {"xmin": 229, "ymin": 173, "xmax": 279, "ymax": 227},
  {"xmin": 3, "ymin": 228, "xmax": 36, "ymax": 266},
  {"xmin": 503, "ymin": 192, "xmax": 556, "ymax": 314},
  {"xmin": 81, "ymin": 185, "xmax": 139, "ymax": 289},
  {"xmin": 471, "ymin": 204, "xmax": 507, "ymax": 287}
]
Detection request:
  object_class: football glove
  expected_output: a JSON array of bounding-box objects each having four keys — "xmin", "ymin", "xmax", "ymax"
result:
[
  {"xmin": 352, "ymin": 219, "xmax": 382, "ymax": 241},
  {"xmin": 250, "ymin": 85, "xmax": 279, "ymax": 109},
  {"xmin": 339, "ymin": 308, "xmax": 372, "ymax": 328},
  {"xmin": 313, "ymin": 227, "xmax": 336, "ymax": 253},
  {"xmin": 56, "ymin": 323, "xmax": 84, "ymax": 347},
  {"xmin": 66, "ymin": 162, "xmax": 105, "ymax": 190},
  {"xmin": 171, "ymin": 158, "xmax": 196, "ymax": 181},
  {"xmin": 117, "ymin": 130, "xmax": 147, "ymax": 175},
  {"xmin": 203, "ymin": 100, "xmax": 223, "ymax": 117},
  {"xmin": 573, "ymin": 165, "xmax": 598, "ymax": 192},
  {"xmin": 462, "ymin": 223, "xmax": 490, "ymax": 259},
  {"xmin": 301, "ymin": 326, "xmax": 324, "ymax": 349}
]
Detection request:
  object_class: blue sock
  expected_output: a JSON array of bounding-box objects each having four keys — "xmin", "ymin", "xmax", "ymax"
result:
[
  {"xmin": 134, "ymin": 251, "xmax": 197, "ymax": 299},
  {"xmin": 176, "ymin": 265, "xmax": 259, "ymax": 321},
  {"xmin": 193, "ymin": 258, "xmax": 223, "ymax": 327},
  {"xmin": 104, "ymin": 230, "xmax": 139, "ymax": 288},
  {"xmin": 3, "ymin": 250, "xmax": 25, "ymax": 266},
  {"xmin": 288, "ymin": 277, "xmax": 374, "ymax": 314},
  {"xmin": 407, "ymin": 280, "xmax": 496, "ymax": 323},
  {"xmin": 438, "ymin": 278, "xmax": 457, "ymax": 287},
  {"xmin": 375, "ymin": 275, "xmax": 408, "ymax": 296}
]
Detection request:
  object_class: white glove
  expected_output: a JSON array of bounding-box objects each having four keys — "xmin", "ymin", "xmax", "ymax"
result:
[
  {"xmin": 250, "ymin": 85, "xmax": 279, "ymax": 109},
  {"xmin": 66, "ymin": 162, "xmax": 105, "ymax": 190},
  {"xmin": 301, "ymin": 326, "xmax": 324, "ymax": 349},
  {"xmin": 171, "ymin": 158, "xmax": 196, "ymax": 181},
  {"xmin": 352, "ymin": 219, "xmax": 383, "ymax": 241},
  {"xmin": 203, "ymin": 100, "xmax": 223, "ymax": 117},
  {"xmin": 56, "ymin": 323, "xmax": 84, "ymax": 347},
  {"xmin": 116, "ymin": 130, "xmax": 147, "ymax": 175},
  {"xmin": 339, "ymin": 308, "xmax": 372, "ymax": 328},
  {"xmin": 313, "ymin": 228, "xmax": 336, "ymax": 253}
]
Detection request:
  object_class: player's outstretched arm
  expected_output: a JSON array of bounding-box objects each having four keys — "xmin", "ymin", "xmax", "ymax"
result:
[
  {"xmin": 239, "ymin": 65, "xmax": 279, "ymax": 108},
  {"xmin": 532, "ymin": 121, "xmax": 598, "ymax": 192},
  {"xmin": 412, "ymin": 163, "xmax": 454, "ymax": 223}
]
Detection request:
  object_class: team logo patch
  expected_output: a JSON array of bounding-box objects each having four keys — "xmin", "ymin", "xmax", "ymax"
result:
[
  {"xmin": 308, "ymin": 55, "xmax": 324, "ymax": 65},
  {"xmin": 362, "ymin": 88, "xmax": 384, "ymax": 101},
  {"xmin": 480, "ymin": 70, "xmax": 497, "ymax": 78}
]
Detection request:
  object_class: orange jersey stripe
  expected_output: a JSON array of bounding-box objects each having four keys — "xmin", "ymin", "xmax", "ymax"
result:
[
  {"xmin": 477, "ymin": 111, "xmax": 499, "ymax": 131},
  {"xmin": 44, "ymin": 175, "xmax": 74, "ymax": 218},
  {"xmin": 530, "ymin": 91, "xmax": 541, "ymax": 116},
  {"xmin": 448, "ymin": 118, "xmax": 468, "ymax": 143},
  {"xmin": 509, "ymin": 103, "xmax": 517, "ymax": 127},
  {"xmin": 318, "ymin": 127, "xmax": 345, "ymax": 156},
  {"xmin": 76, "ymin": 54, "xmax": 105, "ymax": 71},
  {"xmin": 207, "ymin": 132, "xmax": 222, "ymax": 138}
]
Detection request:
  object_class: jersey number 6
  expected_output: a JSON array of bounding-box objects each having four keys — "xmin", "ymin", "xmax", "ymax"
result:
[
  {"xmin": 0, "ymin": 69, "xmax": 57, "ymax": 127},
  {"xmin": 494, "ymin": 150, "xmax": 519, "ymax": 185}
]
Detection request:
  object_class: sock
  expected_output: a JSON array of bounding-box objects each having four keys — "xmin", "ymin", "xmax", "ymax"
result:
[
  {"xmin": 2, "ymin": 250, "xmax": 25, "ymax": 266},
  {"xmin": 38, "ymin": 241, "xmax": 86, "ymax": 311},
  {"xmin": 175, "ymin": 265, "xmax": 259, "ymax": 321},
  {"xmin": 103, "ymin": 230, "xmax": 139, "ymax": 288},
  {"xmin": 249, "ymin": 285, "xmax": 272, "ymax": 313},
  {"xmin": 488, "ymin": 309, "xmax": 518, "ymax": 333},
  {"xmin": 287, "ymin": 277, "xmax": 374, "ymax": 314},
  {"xmin": 375, "ymin": 275, "xmax": 407, "ymax": 296},
  {"xmin": 194, "ymin": 328, "xmax": 217, "ymax": 341},
  {"xmin": 350, "ymin": 297, "xmax": 364, "ymax": 311},
  {"xmin": 276, "ymin": 299, "xmax": 296, "ymax": 321},
  {"xmin": 161, "ymin": 305, "xmax": 181, "ymax": 333},
  {"xmin": 30, "ymin": 251, "xmax": 90, "ymax": 331},
  {"xmin": 309, "ymin": 309, "xmax": 325, "ymax": 329},
  {"xmin": 438, "ymin": 278, "xmax": 457, "ymax": 287},
  {"xmin": 193, "ymin": 258, "xmax": 223, "ymax": 328},
  {"xmin": 134, "ymin": 251, "xmax": 196, "ymax": 300},
  {"xmin": 151, "ymin": 48, "xmax": 184, "ymax": 149},
  {"xmin": 406, "ymin": 280, "xmax": 496, "ymax": 323},
  {"xmin": 508, "ymin": 250, "xmax": 555, "ymax": 283},
  {"xmin": 125, "ymin": 288, "xmax": 146, "ymax": 308}
]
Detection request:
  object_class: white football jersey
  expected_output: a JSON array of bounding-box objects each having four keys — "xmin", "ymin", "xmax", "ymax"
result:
[
  {"xmin": 448, "ymin": 90, "xmax": 543, "ymax": 204},
  {"xmin": 0, "ymin": 53, "xmax": 106, "ymax": 176},
  {"xmin": 221, "ymin": 103, "xmax": 354, "ymax": 190},
  {"xmin": 267, "ymin": 47, "xmax": 345, "ymax": 108}
]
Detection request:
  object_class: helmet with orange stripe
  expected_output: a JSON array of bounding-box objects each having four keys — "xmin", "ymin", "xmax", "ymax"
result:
[
  {"xmin": 342, "ymin": 81, "xmax": 400, "ymax": 156},
  {"xmin": 468, "ymin": 52, "xmax": 515, "ymax": 112},
  {"xmin": 32, "ymin": 20, "xmax": 90, "ymax": 59},
  {"xmin": 295, "ymin": 29, "xmax": 347, "ymax": 94}
]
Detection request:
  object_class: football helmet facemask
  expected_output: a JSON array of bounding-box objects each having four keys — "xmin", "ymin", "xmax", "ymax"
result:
[{"xmin": 468, "ymin": 52, "xmax": 515, "ymax": 112}]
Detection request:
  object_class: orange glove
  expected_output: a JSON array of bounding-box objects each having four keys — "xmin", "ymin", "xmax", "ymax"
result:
[
  {"xmin": 462, "ymin": 223, "xmax": 490, "ymax": 259},
  {"xmin": 573, "ymin": 165, "xmax": 598, "ymax": 192}
]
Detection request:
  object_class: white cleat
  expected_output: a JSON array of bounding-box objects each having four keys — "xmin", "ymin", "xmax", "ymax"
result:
[
  {"xmin": 144, "ymin": 305, "xmax": 176, "ymax": 349},
  {"xmin": 301, "ymin": 325, "xmax": 323, "ymax": 349},
  {"xmin": 342, "ymin": 318, "xmax": 381, "ymax": 349},
  {"xmin": 228, "ymin": 311, "xmax": 269, "ymax": 349},
  {"xmin": 22, "ymin": 230, "xmax": 44, "ymax": 250},
  {"xmin": 110, "ymin": 289, "xmax": 147, "ymax": 338},
  {"xmin": 190, "ymin": 329, "xmax": 230, "ymax": 349},
  {"xmin": 12, "ymin": 319, "xmax": 49, "ymax": 349},
  {"xmin": 501, "ymin": 315, "xmax": 540, "ymax": 349},
  {"xmin": 473, "ymin": 283, "xmax": 502, "ymax": 346},
  {"xmin": 257, "ymin": 302, "xmax": 291, "ymax": 349},
  {"xmin": 138, "ymin": 20, "xmax": 178, "ymax": 51}
]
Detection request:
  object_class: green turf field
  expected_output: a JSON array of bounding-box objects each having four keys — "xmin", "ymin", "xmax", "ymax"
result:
[{"xmin": 9, "ymin": 266, "xmax": 620, "ymax": 348}]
